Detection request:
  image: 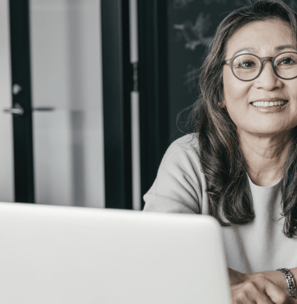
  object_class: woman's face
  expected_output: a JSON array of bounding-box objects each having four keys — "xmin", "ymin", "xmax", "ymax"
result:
[{"xmin": 222, "ymin": 19, "xmax": 297, "ymax": 138}]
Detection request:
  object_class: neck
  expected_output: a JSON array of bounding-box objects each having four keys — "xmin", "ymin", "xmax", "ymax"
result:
[{"xmin": 238, "ymin": 130, "xmax": 291, "ymax": 187}]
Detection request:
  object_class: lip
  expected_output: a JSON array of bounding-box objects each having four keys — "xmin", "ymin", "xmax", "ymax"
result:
[{"xmin": 249, "ymin": 97, "xmax": 288, "ymax": 104}]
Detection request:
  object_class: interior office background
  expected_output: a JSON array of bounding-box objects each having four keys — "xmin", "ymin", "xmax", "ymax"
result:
[{"xmin": 1, "ymin": 0, "xmax": 296, "ymax": 210}]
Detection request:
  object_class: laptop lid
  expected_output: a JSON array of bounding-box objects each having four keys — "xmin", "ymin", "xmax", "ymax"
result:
[{"xmin": 0, "ymin": 202, "xmax": 231, "ymax": 304}]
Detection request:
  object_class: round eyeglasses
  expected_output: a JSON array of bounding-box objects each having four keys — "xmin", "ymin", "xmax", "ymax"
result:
[{"xmin": 222, "ymin": 51, "xmax": 297, "ymax": 81}]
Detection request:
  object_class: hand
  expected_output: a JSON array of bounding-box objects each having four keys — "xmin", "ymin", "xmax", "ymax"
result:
[
  {"xmin": 249, "ymin": 270, "xmax": 297, "ymax": 304},
  {"xmin": 230, "ymin": 273, "xmax": 289, "ymax": 303},
  {"xmin": 228, "ymin": 268, "xmax": 248, "ymax": 285},
  {"xmin": 229, "ymin": 269, "xmax": 290, "ymax": 304}
]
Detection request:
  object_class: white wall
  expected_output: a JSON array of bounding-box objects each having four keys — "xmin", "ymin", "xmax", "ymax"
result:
[
  {"xmin": 0, "ymin": 0, "xmax": 14, "ymax": 202},
  {"xmin": 30, "ymin": 0, "xmax": 105, "ymax": 207}
]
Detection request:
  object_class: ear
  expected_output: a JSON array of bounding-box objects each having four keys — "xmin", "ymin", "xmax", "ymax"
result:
[{"xmin": 218, "ymin": 100, "xmax": 226, "ymax": 108}]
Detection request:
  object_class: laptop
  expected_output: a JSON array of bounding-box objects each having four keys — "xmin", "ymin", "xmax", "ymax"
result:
[{"xmin": 0, "ymin": 202, "xmax": 231, "ymax": 304}]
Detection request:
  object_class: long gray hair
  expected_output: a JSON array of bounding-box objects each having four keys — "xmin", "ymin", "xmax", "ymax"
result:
[{"xmin": 192, "ymin": 0, "xmax": 297, "ymax": 237}]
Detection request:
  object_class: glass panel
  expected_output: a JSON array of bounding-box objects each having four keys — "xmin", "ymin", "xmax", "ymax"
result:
[
  {"xmin": 30, "ymin": 0, "xmax": 105, "ymax": 207},
  {"xmin": 0, "ymin": 0, "xmax": 14, "ymax": 201}
]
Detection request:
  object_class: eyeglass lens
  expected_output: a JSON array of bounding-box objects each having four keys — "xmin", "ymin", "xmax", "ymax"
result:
[{"xmin": 232, "ymin": 52, "xmax": 297, "ymax": 80}]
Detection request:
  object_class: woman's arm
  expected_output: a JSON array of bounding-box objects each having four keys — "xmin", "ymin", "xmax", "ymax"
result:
[{"xmin": 229, "ymin": 268, "xmax": 297, "ymax": 303}]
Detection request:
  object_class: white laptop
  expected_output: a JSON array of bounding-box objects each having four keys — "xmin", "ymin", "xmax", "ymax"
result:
[{"xmin": 0, "ymin": 202, "xmax": 231, "ymax": 304}]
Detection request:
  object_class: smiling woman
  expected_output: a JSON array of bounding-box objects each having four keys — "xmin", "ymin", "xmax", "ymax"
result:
[
  {"xmin": 143, "ymin": 1, "xmax": 297, "ymax": 303},
  {"xmin": 222, "ymin": 19, "xmax": 297, "ymax": 141}
]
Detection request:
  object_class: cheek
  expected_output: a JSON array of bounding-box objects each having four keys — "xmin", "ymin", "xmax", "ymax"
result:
[
  {"xmin": 285, "ymin": 81, "xmax": 297, "ymax": 121},
  {"xmin": 288, "ymin": 81, "xmax": 297, "ymax": 100},
  {"xmin": 223, "ymin": 69, "xmax": 250, "ymax": 107}
]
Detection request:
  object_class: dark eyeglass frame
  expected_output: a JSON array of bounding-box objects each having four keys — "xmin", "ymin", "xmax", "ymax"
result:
[{"xmin": 222, "ymin": 51, "xmax": 297, "ymax": 81}]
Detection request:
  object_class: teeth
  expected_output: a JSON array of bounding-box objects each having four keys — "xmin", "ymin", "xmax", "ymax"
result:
[{"xmin": 251, "ymin": 100, "xmax": 287, "ymax": 107}]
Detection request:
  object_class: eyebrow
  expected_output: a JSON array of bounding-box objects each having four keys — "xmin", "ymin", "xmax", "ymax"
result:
[
  {"xmin": 232, "ymin": 47, "xmax": 255, "ymax": 57},
  {"xmin": 232, "ymin": 45, "xmax": 297, "ymax": 57},
  {"xmin": 275, "ymin": 44, "xmax": 297, "ymax": 51}
]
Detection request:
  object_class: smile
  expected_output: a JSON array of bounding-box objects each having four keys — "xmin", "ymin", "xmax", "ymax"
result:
[{"xmin": 251, "ymin": 100, "xmax": 288, "ymax": 108}]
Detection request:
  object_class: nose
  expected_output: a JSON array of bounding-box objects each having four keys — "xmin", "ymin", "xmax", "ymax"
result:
[{"xmin": 253, "ymin": 60, "xmax": 283, "ymax": 91}]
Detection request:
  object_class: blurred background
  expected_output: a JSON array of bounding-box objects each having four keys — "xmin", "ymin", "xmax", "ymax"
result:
[{"xmin": 1, "ymin": 0, "xmax": 296, "ymax": 210}]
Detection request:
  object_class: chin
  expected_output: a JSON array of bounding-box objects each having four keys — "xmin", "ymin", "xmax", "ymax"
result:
[{"xmin": 250, "ymin": 128, "xmax": 290, "ymax": 137}]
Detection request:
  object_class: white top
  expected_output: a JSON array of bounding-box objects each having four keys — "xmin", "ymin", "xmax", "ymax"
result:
[{"xmin": 143, "ymin": 134, "xmax": 297, "ymax": 273}]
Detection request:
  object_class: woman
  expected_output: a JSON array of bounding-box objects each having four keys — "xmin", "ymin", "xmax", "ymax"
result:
[{"xmin": 143, "ymin": 1, "xmax": 297, "ymax": 303}]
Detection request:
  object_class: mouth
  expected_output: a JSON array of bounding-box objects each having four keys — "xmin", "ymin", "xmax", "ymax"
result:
[{"xmin": 250, "ymin": 100, "xmax": 288, "ymax": 108}]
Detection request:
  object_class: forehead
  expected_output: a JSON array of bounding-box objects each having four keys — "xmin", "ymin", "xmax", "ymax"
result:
[{"xmin": 225, "ymin": 19, "xmax": 295, "ymax": 58}]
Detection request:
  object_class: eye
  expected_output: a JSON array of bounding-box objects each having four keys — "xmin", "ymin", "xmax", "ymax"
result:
[
  {"xmin": 233, "ymin": 54, "xmax": 259, "ymax": 70},
  {"xmin": 236, "ymin": 60, "xmax": 256, "ymax": 69},
  {"xmin": 278, "ymin": 57, "xmax": 296, "ymax": 65}
]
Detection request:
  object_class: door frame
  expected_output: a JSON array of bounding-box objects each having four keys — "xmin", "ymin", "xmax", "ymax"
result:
[
  {"xmin": 137, "ymin": 0, "xmax": 169, "ymax": 208},
  {"xmin": 9, "ymin": 0, "xmax": 35, "ymax": 203},
  {"xmin": 101, "ymin": 0, "xmax": 133, "ymax": 209}
]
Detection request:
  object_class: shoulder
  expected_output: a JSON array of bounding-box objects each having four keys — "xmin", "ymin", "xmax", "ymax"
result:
[
  {"xmin": 162, "ymin": 133, "xmax": 199, "ymax": 160},
  {"xmin": 152, "ymin": 133, "xmax": 204, "ymax": 196},
  {"xmin": 167, "ymin": 133, "xmax": 199, "ymax": 151},
  {"xmin": 143, "ymin": 133, "xmax": 203, "ymax": 213},
  {"xmin": 160, "ymin": 133, "xmax": 201, "ymax": 173}
]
